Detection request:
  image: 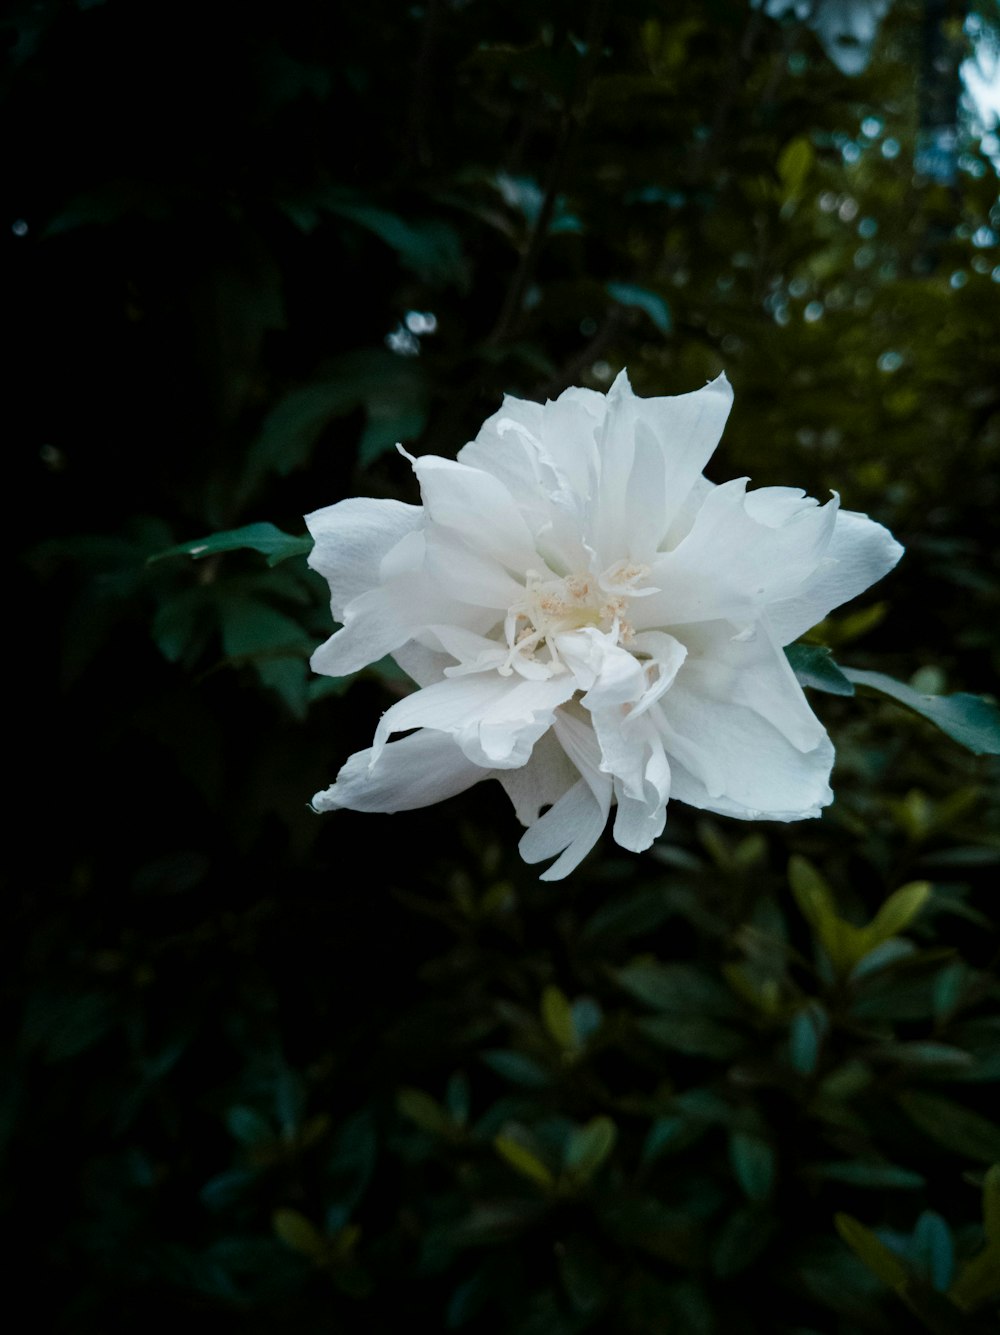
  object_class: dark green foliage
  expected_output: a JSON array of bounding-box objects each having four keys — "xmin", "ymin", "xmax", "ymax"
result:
[{"xmin": 8, "ymin": 0, "xmax": 1000, "ymax": 1331}]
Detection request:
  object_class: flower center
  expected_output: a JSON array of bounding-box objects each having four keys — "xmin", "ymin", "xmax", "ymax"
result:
[{"xmin": 501, "ymin": 562, "xmax": 649, "ymax": 674}]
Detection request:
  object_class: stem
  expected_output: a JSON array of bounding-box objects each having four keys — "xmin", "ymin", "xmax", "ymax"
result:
[{"xmin": 486, "ymin": 0, "xmax": 611, "ymax": 348}]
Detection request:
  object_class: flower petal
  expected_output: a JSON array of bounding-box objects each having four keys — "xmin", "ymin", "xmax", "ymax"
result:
[
  {"xmin": 424, "ymin": 524, "xmax": 526, "ymax": 608},
  {"xmin": 677, "ymin": 619, "xmax": 828, "ymax": 752},
  {"xmin": 765, "ymin": 508, "xmax": 904, "ymax": 645},
  {"xmin": 555, "ymin": 628, "xmax": 647, "ymax": 707},
  {"xmin": 498, "ymin": 728, "xmax": 580, "ymax": 825},
  {"xmin": 306, "ymin": 498, "xmax": 423, "ymax": 619},
  {"xmin": 311, "ymin": 729, "xmax": 488, "ymax": 814},
  {"xmin": 371, "ymin": 672, "xmax": 577, "ymax": 770},
  {"xmin": 310, "ymin": 572, "xmax": 495, "ymax": 678},
  {"xmin": 588, "ymin": 371, "xmax": 734, "ymax": 564},
  {"xmin": 518, "ymin": 778, "xmax": 609, "ymax": 881},
  {"xmin": 654, "ymin": 682, "xmax": 834, "ymax": 817},
  {"xmin": 408, "ymin": 453, "xmax": 538, "ymax": 573},
  {"xmin": 637, "ymin": 479, "xmax": 839, "ymax": 628}
]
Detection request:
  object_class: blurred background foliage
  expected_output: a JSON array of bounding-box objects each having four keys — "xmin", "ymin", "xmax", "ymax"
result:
[{"xmin": 7, "ymin": 0, "xmax": 1000, "ymax": 1330}]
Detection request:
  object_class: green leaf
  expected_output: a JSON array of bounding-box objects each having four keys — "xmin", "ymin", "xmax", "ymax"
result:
[
  {"xmin": 637, "ymin": 1014, "xmax": 743, "ymax": 1059},
  {"xmin": 570, "ymin": 997, "xmax": 603, "ymax": 1045},
  {"xmin": 564, "ymin": 1117, "xmax": 617, "ymax": 1183},
  {"xmin": 713, "ymin": 1205, "xmax": 776, "ymax": 1278},
  {"xmin": 948, "ymin": 1163, "xmax": 1000, "ymax": 1312},
  {"xmin": 273, "ymin": 1208, "xmax": 328, "ymax": 1263},
  {"xmin": 913, "ymin": 1210, "xmax": 954, "ymax": 1292},
  {"xmin": 789, "ymin": 1002, "xmax": 828, "ymax": 1076},
  {"xmin": 835, "ymin": 1213, "xmax": 908, "ymax": 1290},
  {"xmin": 326, "ymin": 197, "xmax": 465, "ymax": 284},
  {"xmin": 862, "ymin": 882, "xmax": 931, "ymax": 950},
  {"xmin": 983, "ymin": 1164, "xmax": 1000, "ymax": 1242},
  {"xmin": 226, "ymin": 1105, "xmax": 273, "ymax": 1148},
  {"xmin": 494, "ymin": 1135, "xmax": 555, "ymax": 1190},
  {"xmin": 729, "ymin": 1132, "xmax": 775, "ymax": 1202},
  {"xmin": 843, "ymin": 668, "xmax": 1000, "ymax": 756},
  {"xmin": 785, "ymin": 643, "xmax": 855, "ymax": 696},
  {"xmin": 778, "ymin": 136, "xmax": 815, "ymax": 199},
  {"xmin": 397, "ymin": 1087, "xmax": 454, "ymax": 1138},
  {"xmin": 606, "ymin": 282, "xmax": 672, "ymax": 334},
  {"xmin": 218, "ymin": 597, "xmax": 311, "ymax": 661},
  {"xmin": 788, "ymin": 855, "xmax": 863, "ymax": 972},
  {"xmin": 241, "ymin": 350, "xmax": 427, "ymax": 495},
  {"xmin": 897, "ymin": 1092, "xmax": 1000, "ymax": 1162},
  {"xmin": 556, "ymin": 1237, "xmax": 607, "ymax": 1313},
  {"xmin": 811, "ymin": 1160, "xmax": 925, "ymax": 1189},
  {"xmin": 951, "ymin": 1240, "xmax": 1000, "ymax": 1312},
  {"xmin": 540, "ymin": 985, "xmax": 577, "ymax": 1052},
  {"xmin": 480, "ymin": 1049, "xmax": 551, "ymax": 1088},
  {"xmin": 615, "ymin": 961, "xmax": 737, "ymax": 1017},
  {"xmin": 150, "ymin": 522, "xmax": 312, "ymax": 567},
  {"xmin": 869, "ymin": 1041, "xmax": 972, "ymax": 1070}
]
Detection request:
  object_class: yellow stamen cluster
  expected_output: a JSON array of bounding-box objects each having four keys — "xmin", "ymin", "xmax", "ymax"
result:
[{"xmin": 501, "ymin": 563, "xmax": 649, "ymax": 675}]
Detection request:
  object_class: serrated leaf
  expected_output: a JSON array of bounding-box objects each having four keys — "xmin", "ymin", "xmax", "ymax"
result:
[
  {"xmin": 844, "ymin": 668, "xmax": 1000, "ymax": 756},
  {"xmin": 786, "ymin": 642, "xmax": 855, "ymax": 696},
  {"xmin": 150, "ymin": 522, "xmax": 312, "ymax": 567}
]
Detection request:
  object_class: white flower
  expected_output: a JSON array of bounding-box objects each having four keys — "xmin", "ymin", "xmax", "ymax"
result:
[{"xmin": 306, "ymin": 372, "xmax": 902, "ymax": 879}]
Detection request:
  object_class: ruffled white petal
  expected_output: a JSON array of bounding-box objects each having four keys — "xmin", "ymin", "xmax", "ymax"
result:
[
  {"xmin": 311, "ymin": 728, "xmax": 488, "ymax": 814},
  {"xmin": 677, "ymin": 619, "xmax": 827, "ymax": 752},
  {"xmin": 587, "ymin": 371, "xmax": 734, "ymax": 565},
  {"xmin": 371, "ymin": 672, "xmax": 577, "ymax": 770},
  {"xmin": 637, "ymin": 479, "xmax": 839, "ymax": 628},
  {"xmin": 654, "ymin": 681, "xmax": 834, "ymax": 818},
  {"xmin": 408, "ymin": 453, "xmax": 539, "ymax": 574},
  {"xmin": 423, "ymin": 525, "xmax": 526, "ymax": 609},
  {"xmin": 518, "ymin": 778, "xmax": 609, "ymax": 881},
  {"xmin": 513, "ymin": 705, "xmax": 613, "ymax": 878},
  {"xmin": 554, "ymin": 629, "xmax": 647, "ymax": 708},
  {"xmin": 766, "ymin": 509, "xmax": 904, "ymax": 645},
  {"xmin": 310, "ymin": 573, "xmax": 495, "ymax": 678},
  {"xmin": 497, "ymin": 728, "xmax": 580, "ymax": 826},
  {"xmin": 306, "ymin": 498, "xmax": 423, "ymax": 620}
]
